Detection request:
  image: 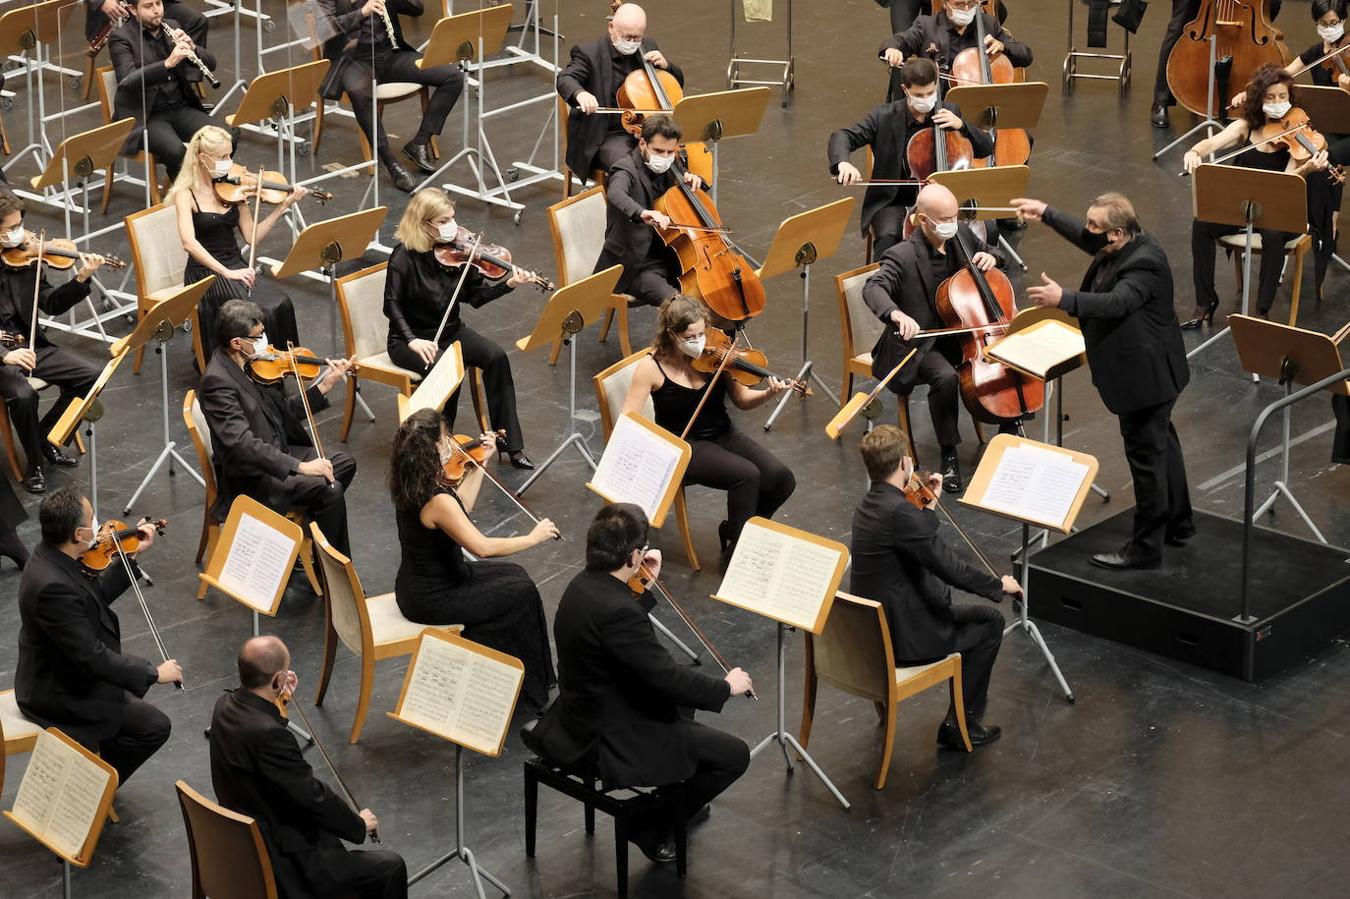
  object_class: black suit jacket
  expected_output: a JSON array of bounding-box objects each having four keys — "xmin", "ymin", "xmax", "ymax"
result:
[
  {"xmin": 827, "ymin": 100, "xmax": 992, "ymax": 236},
  {"xmin": 197, "ymin": 349, "xmax": 329, "ymax": 518},
  {"xmin": 109, "ymin": 17, "xmax": 217, "ymax": 154},
  {"xmin": 0, "ymin": 268, "xmax": 91, "ymax": 349},
  {"xmin": 15, "ymin": 543, "xmax": 158, "ymax": 745},
  {"xmin": 316, "ymin": 0, "xmax": 425, "ymax": 101},
  {"xmin": 593, "ymin": 147, "xmax": 682, "ymax": 293},
  {"xmin": 556, "ymin": 37, "xmax": 683, "ymax": 179},
  {"xmin": 881, "ymin": 11, "xmax": 1033, "ymax": 69},
  {"xmin": 209, "ymin": 689, "xmax": 367, "ymax": 899},
  {"xmin": 1042, "ymin": 207, "xmax": 1190, "ymax": 415},
  {"xmin": 532, "ymin": 569, "xmax": 730, "ymax": 789},
  {"xmin": 850, "ymin": 482, "xmax": 1002, "ymax": 662}
]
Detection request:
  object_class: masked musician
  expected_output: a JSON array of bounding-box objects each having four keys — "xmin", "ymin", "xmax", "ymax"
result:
[
  {"xmin": 170, "ymin": 126, "xmax": 302, "ymax": 361},
  {"xmin": 388, "ymin": 410, "xmax": 558, "ymax": 711},
  {"xmin": 210, "ymin": 636, "xmax": 407, "ymax": 899},
  {"xmin": 385, "ymin": 189, "xmax": 535, "ymax": 469},
  {"xmin": 829, "ymin": 57, "xmax": 993, "ymax": 258},
  {"xmin": 15, "ymin": 489, "xmax": 179, "ymax": 786},
  {"xmin": 556, "ymin": 2, "xmax": 684, "ymax": 183},
  {"xmin": 860, "ymin": 182, "xmax": 1009, "ymax": 494},
  {"xmin": 317, "ymin": 0, "xmax": 466, "ymax": 192},
  {"xmin": 523, "ymin": 503, "xmax": 753, "ymax": 865},
  {"xmin": 197, "ymin": 300, "xmax": 357, "ymax": 556},
  {"xmin": 879, "ymin": 0, "xmax": 1032, "ymax": 99},
  {"xmin": 620, "ymin": 295, "xmax": 794, "ymax": 558},
  {"xmin": 0, "ymin": 196, "xmax": 109, "ymax": 494},
  {"xmin": 851, "ymin": 426, "xmax": 1019, "ymax": 748},
  {"xmin": 594, "ymin": 114, "xmax": 704, "ymax": 308}
]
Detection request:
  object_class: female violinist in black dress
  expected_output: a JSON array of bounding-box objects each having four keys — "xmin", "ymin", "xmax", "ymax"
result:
[
  {"xmin": 169, "ymin": 125, "xmax": 300, "ymax": 360},
  {"xmin": 388, "ymin": 408, "xmax": 558, "ymax": 710}
]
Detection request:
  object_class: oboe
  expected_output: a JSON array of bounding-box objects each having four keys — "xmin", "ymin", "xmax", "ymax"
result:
[
  {"xmin": 166, "ymin": 25, "xmax": 221, "ymax": 89},
  {"xmin": 376, "ymin": 0, "xmax": 399, "ymax": 50}
]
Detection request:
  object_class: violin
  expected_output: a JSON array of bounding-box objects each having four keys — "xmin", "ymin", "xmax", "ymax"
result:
[
  {"xmin": 905, "ymin": 49, "xmax": 977, "ymax": 180},
  {"xmin": 952, "ymin": 14, "xmax": 1031, "ymax": 168},
  {"xmin": 0, "ymin": 330, "xmax": 22, "ymax": 348},
  {"xmin": 433, "ymin": 228, "xmax": 554, "ymax": 292},
  {"xmin": 1165, "ymin": 0, "xmax": 1289, "ymax": 118},
  {"xmin": 1, "ymin": 235, "xmax": 127, "ymax": 271},
  {"xmin": 247, "ymin": 346, "xmax": 354, "ymax": 384},
  {"xmin": 1252, "ymin": 107, "xmax": 1345, "ymax": 183},
  {"xmin": 439, "ymin": 432, "xmax": 500, "ymax": 484},
  {"xmin": 691, "ymin": 328, "xmax": 812, "ymax": 397},
  {"xmin": 214, "ymin": 163, "xmax": 333, "ymax": 205},
  {"xmin": 902, "ymin": 470, "xmax": 942, "ymax": 510},
  {"xmin": 613, "ymin": 56, "xmax": 714, "ymax": 186},
  {"xmin": 79, "ymin": 517, "xmax": 168, "ymax": 573}
]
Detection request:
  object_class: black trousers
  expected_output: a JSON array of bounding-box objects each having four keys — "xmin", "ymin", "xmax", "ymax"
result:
[
  {"xmin": 888, "ymin": 342, "xmax": 963, "ymax": 450},
  {"xmin": 1191, "ymin": 219, "xmax": 1294, "ymax": 316},
  {"xmin": 654, "ymin": 720, "xmax": 749, "ymax": 820},
  {"xmin": 146, "ymin": 106, "xmax": 238, "ymax": 178},
  {"xmin": 1118, "ymin": 398, "xmax": 1193, "ymax": 561},
  {"xmin": 97, "ymin": 695, "xmax": 172, "ymax": 787},
  {"xmin": 622, "ymin": 262, "xmax": 681, "ymax": 307},
  {"xmin": 902, "ymin": 604, "xmax": 1004, "ymax": 720},
  {"xmin": 302, "ymin": 844, "xmax": 408, "ymax": 899},
  {"xmin": 342, "ymin": 50, "xmax": 464, "ymax": 165},
  {"xmin": 683, "ymin": 427, "xmax": 795, "ymax": 544},
  {"xmin": 0, "ymin": 345, "xmax": 100, "ymax": 471},
  {"xmin": 871, "ymin": 201, "xmax": 910, "ymax": 259},
  {"xmin": 266, "ymin": 448, "xmax": 357, "ymax": 556},
  {"xmin": 387, "ymin": 324, "xmax": 525, "ymax": 452}
]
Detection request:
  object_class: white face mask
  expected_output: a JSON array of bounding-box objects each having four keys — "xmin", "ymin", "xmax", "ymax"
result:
[
  {"xmin": 437, "ymin": 220, "xmax": 458, "ymax": 242},
  {"xmin": 908, "ymin": 92, "xmax": 938, "ymax": 115},
  {"xmin": 645, "ymin": 152, "xmax": 676, "ymax": 175},
  {"xmin": 211, "ymin": 158, "xmax": 233, "ymax": 179},
  {"xmin": 1263, "ymin": 100, "xmax": 1292, "ymax": 120},
  {"xmin": 78, "ymin": 525, "xmax": 99, "ymax": 551},
  {"xmin": 1319, "ymin": 22, "xmax": 1345, "ymax": 43},
  {"xmin": 677, "ymin": 334, "xmax": 706, "ymax": 358},
  {"xmin": 948, "ymin": 6, "xmax": 977, "ymax": 27},
  {"xmin": 929, "ymin": 219, "xmax": 959, "ymax": 240},
  {"xmin": 1, "ymin": 225, "xmax": 24, "ymax": 248},
  {"xmin": 239, "ymin": 332, "xmax": 268, "ymax": 357},
  {"xmin": 613, "ymin": 37, "xmax": 641, "ymax": 55}
]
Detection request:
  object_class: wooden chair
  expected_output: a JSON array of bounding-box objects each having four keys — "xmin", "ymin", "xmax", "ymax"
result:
[
  {"xmin": 799, "ymin": 591, "xmax": 972, "ymax": 791},
  {"xmin": 96, "ymin": 66, "xmax": 163, "ymax": 212},
  {"xmin": 333, "ymin": 262, "xmax": 488, "ymax": 441},
  {"xmin": 125, "ymin": 202, "xmax": 203, "ymax": 374},
  {"xmin": 175, "ymin": 780, "xmax": 279, "ymax": 899},
  {"xmin": 1218, "ymin": 231, "xmax": 1312, "ymax": 326},
  {"xmin": 547, "ymin": 185, "xmax": 631, "ymax": 366},
  {"xmin": 592, "ymin": 348, "xmax": 700, "ymax": 570},
  {"xmin": 182, "ymin": 390, "xmax": 322, "ymax": 598},
  {"xmin": 558, "ymin": 97, "xmax": 607, "ymax": 199},
  {"xmin": 2, "ymin": 688, "xmax": 42, "ymax": 795},
  {"xmin": 311, "ymin": 63, "xmax": 437, "ymax": 173},
  {"xmin": 862, "ymin": 146, "xmax": 877, "ymax": 263},
  {"xmin": 309, "ymin": 522, "xmax": 462, "ymax": 743}
]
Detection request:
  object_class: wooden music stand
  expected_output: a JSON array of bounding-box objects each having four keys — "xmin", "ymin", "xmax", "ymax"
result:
[
  {"xmin": 0, "ymin": 0, "xmax": 78, "ymax": 175},
  {"xmin": 961, "ymin": 434, "xmax": 1098, "ymax": 701},
  {"xmin": 388, "ymin": 628, "xmax": 523, "ymax": 896},
  {"xmin": 943, "ymin": 82, "xmax": 1049, "ymax": 132},
  {"xmin": 585, "ymin": 411, "xmax": 691, "ymax": 528},
  {"xmin": 672, "ymin": 87, "xmax": 772, "ymax": 204},
  {"xmin": 823, "ymin": 349, "xmax": 918, "ymax": 441},
  {"xmin": 1189, "ymin": 164, "xmax": 1307, "ymax": 373},
  {"xmin": 47, "ymin": 350, "xmax": 129, "ymax": 522},
  {"xmin": 396, "ymin": 340, "xmax": 465, "ymax": 422},
  {"xmin": 198, "ymin": 495, "xmax": 304, "ymax": 626},
  {"xmin": 28, "ymin": 118, "xmax": 135, "ymax": 224},
  {"xmin": 1231, "ymin": 314, "xmax": 1349, "ymax": 543},
  {"xmin": 758, "ymin": 198, "xmax": 855, "ymax": 430},
  {"xmin": 927, "ymin": 164, "xmax": 1031, "ymax": 269},
  {"xmin": 515, "ymin": 265, "xmax": 624, "ymax": 496}
]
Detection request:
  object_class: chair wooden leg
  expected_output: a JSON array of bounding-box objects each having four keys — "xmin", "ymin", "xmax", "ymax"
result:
[
  {"xmin": 147, "ymin": 159, "xmax": 162, "ymax": 205},
  {"xmin": 798, "ymin": 672, "xmax": 817, "ymax": 749},
  {"xmin": 470, "ymin": 369, "xmax": 489, "ymax": 434},
  {"xmin": 897, "ymin": 394, "xmax": 918, "ymax": 471},
  {"xmin": 82, "ymin": 52, "xmax": 95, "ymax": 101},
  {"xmin": 973, "ymin": 419, "xmax": 987, "ymax": 447},
  {"xmin": 547, "ymin": 337, "xmax": 564, "ymax": 366},
  {"xmin": 950, "ymin": 670, "xmax": 973, "ymax": 753},
  {"xmin": 349, "ymin": 657, "xmax": 375, "ymax": 744},
  {"xmin": 841, "ymin": 369, "xmax": 855, "ymax": 405},
  {"xmin": 615, "ymin": 301, "xmax": 632, "ymax": 357},
  {"xmin": 562, "ymin": 164, "xmax": 574, "ymax": 199},
  {"xmin": 100, "ymin": 165, "xmax": 113, "ymax": 215},
  {"xmin": 315, "ymin": 623, "xmax": 338, "ymax": 706},
  {"xmin": 1287, "ymin": 244, "xmax": 1307, "ymax": 326},
  {"xmin": 340, "ymin": 375, "xmax": 357, "ymax": 442},
  {"xmin": 197, "ymin": 524, "xmax": 220, "ymax": 598},
  {"xmin": 598, "ymin": 306, "xmax": 615, "ymax": 344},
  {"xmin": 194, "ymin": 507, "xmax": 211, "ymax": 564},
  {"xmin": 875, "ymin": 702, "xmax": 897, "ymax": 791},
  {"xmin": 674, "ymin": 490, "xmax": 700, "ymax": 571},
  {"xmin": 312, "ymin": 100, "xmax": 325, "ymax": 156}
]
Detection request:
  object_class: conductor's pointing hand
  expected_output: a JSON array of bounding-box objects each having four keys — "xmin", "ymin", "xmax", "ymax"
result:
[{"xmin": 1026, "ymin": 272, "xmax": 1063, "ymax": 308}]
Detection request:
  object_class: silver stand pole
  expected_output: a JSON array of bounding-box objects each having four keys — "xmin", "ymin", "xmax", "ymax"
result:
[
  {"xmin": 63, "ymin": 859, "xmax": 72, "ymax": 899},
  {"xmin": 122, "ymin": 331, "xmax": 204, "ymax": 514},
  {"xmin": 764, "ymin": 249, "xmax": 839, "ymax": 431},
  {"xmin": 1152, "ymin": 33, "xmax": 1223, "ymax": 160},
  {"xmin": 1187, "ymin": 205, "xmax": 1260, "ymax": 383},
  {"xmin": 1251, "ymin": 368, "xmax": 1327, "ymax": 542},
  {"xmin": 517, "ymin": 316, "xmax": 597, "ymax": 496},
  {"xmin": 407, "ymin": 745, "xmax": 511, "ymax": 897},
  {"xmin": 650, "ymin": 614, "xmax": 699, "ymax": 662},
  {"xmin": 1007, "ymin": 523, "xmax": 1075, "ymax": 701}
]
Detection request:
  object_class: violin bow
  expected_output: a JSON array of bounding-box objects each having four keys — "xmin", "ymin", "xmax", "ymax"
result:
[
  {"xmin": 911, "ymin": 477, "xmax": 1003, "ymax": 579},
  {"xmin": 285, "ymin": 699, "xmax": 381, "ymax": 844},
  {"xmin": 28, "ymin": 228, "xmax": 44, "ymax": 352},
  {"xmin": 446, "ymin": 435, "xmax": 562, "ymax": 542},
  {"xmin": 678, "ymin": 327, "xmax": 741, "ymax": 442},
  {"xmin": 1179, "ymin": 122, "xmax": 1309, "ymax": 175},
  {"xmin": 110, "ymin": 523, "xmax": 183, "ymax": 691},
  {"xmin": 287, "ymin": 343, "xmax": 329, "ymax": 471},
  {"xmin": 429, "ymin": 230, "xmax": 484, "ymax": 361},
  {"xmin": 1288, "ymin": 41, "xmax": 1350, "ymax": 80},
  {"xmin": 246, "ymin": 165, "xmax": 263, "ymax": 298},
  {"xmin": 640, "ymin": 567, "xmax": 758, "ymax": 700}
]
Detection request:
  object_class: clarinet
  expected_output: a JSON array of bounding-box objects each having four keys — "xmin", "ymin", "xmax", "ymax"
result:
[
  {"xmin": 377, "ymin": 0, "xmax": 399, "ymax": 50},
  {"xmin": 89, "ymin": 0, "xmax": 132, "ymax": 54},
  {"xmin": 166, "ymin": 25, "xmax": 221, "ymax": 89}
]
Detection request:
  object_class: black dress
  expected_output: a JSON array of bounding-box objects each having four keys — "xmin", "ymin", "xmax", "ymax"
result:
[
  {"xmin": 184, "ymin": 193, "xmax": 299, "ymax": 359},
  {"xmin": 393, "ymin": 487, "xmax": 554, "ymax": 709}
]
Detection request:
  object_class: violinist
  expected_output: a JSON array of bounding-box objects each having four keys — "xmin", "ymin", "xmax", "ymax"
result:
[
  {"xmin": 861, "ymin": 182, "xmax": 1008, "ymax": 494},
  {"xmin": 0, "ymin": 195, "xmax": 110, "ymax": 494},
  {"xmin": 210, "ymin": 636, "xmax": 408, "ymax": 899},
  {"xmin": 198, "ymin": 300, "xmax": 358, "ymax": 556},
  {"xmin": 850, "ymin": 426, "xmax": 1020, "ymax": 748},
  {"xmin": 388, "ymin": 410, "xmax": 558, "ymax": 711},
  {"xmin": 1012, "ymin": 192, "xmax": 1195, "ymax": 571},
  {"xmin": 385, "ymin": 189, "xmax": 535, "ymax": 469},
  {"xmin": 556, "ymin": 3, "xmax": 684, "ymax": 183},
  {"xmin": 594, "ymin": 115, "xmax": 705, "ymax": 307},
  {"xmin": 828, "ymin": 57, "xmax": 993, "ymax": 258},
  {"xmin": 1183, "ymin": 64, "xmax": 1332, "ymax": 326},
  {"xmin": 620, "ymin": 295, "xmax": 794, "ymax": 559},
  {"xmin": 170, "ymin": 126, "xmax": 302, "ymax": 361},
  {"xmin": 879, "ymin": 0, "xmax": 1032, "ymax": 98},
  {"xmin": 16, "ymin": 489, "xmax": 179, "ymax": 788}
]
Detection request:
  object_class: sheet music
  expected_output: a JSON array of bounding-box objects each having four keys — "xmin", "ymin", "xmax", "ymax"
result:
[
  {"xmin": 11, "ymin": 732, "xmax": 110, "ymax": 861},
  {"xmin": 217, "ymin": 513, "xmax": 297, "ymax": 612},
  {"xmin": 402, "ymin": 342, "xmax": 463, "ymax": 421},
  {"xmin": 988, "ymin": 321, "xmax": 1085, "ymax": 378},
  {"xmin": 980, "ymin": 444, "xmax": 1090, "ymax": 528},
  {"xmin": 399, "ymin": 636, "xmax": 522, "ymax": 755},
  {"xmin": 716, "ymin": 523, "xmax": 842, "ymax": 630},
  {"xmin": 588, "ymin": 415, "xmax": 683, "ymax": 522}
]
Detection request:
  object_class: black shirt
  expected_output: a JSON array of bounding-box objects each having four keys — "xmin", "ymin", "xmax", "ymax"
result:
[
  {"xmin": 383, "ymin": 243, "xmax": 514, "ymax": 346},
  {"xmin": 882, "ymin": 11, "xmax": 1034, "ymax": 71},
  {"xmin": 914, "ymin": 234, "xmax": 958, "ymax": 328},
  {"xmin": 138, "ymin": 25, "xmax": 192, "ymax": 112},
  {"xmin": 1299, "ymin": 41, "xmax": 1341, "ymax": 88},
  {"xmin": 606, "ymin": 44, "xmax": 643, "ymax": 133}
]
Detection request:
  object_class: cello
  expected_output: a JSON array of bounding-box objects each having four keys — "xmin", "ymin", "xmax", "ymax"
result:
[
  {"xmin": 950, "ymin": 12, "xmax": 1032, "ymax": 167},
  {"xmin": 615, "ymin": 55, "xmax": 714, "ymax": 186},
  {"xmin": 1165, "ymin": 0, "xmax": 1289, "ymax": 119},
  {"xmin": 906, "ymin": 49, "xmax": 977, "ymax": 181}
]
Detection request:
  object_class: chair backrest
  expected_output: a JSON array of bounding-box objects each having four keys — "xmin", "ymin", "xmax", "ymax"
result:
[
  {"xmin": 182, "ymin": 391, "xmax": 219, "ymax": 505},
  {"xmin": 309, "ymin": 522, "xmax": 373, "ymax": 659},
  {"xmin": 175, "ymin": 780, "xmax": 279, "ymax": 899},
  {"xmin": 126, "ymin": 203, "xmax": 189, "ymax": 299},
  {"xmin": 335, "ymin": 263, "xmax": 390, "ymax": 361},
  {"xmin": 592, "ymin": 347, "xmax": 654, "ymax": 438},
  {"xmin": 96, "ymin": 66, "xmax": 116, "ymax": 123},
  {"xmin": 548, "ymin": 186, "xmax": 607, "ymax": 287},
  {"xmin": 836, "ymin": 263, "xmax": 883, "ymax": 359},
  {"xmin": 810, "ymin": 591, "xmax": 894, "ymax": 704}
]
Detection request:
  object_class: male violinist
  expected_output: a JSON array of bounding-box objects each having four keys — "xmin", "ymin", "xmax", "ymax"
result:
[
  {"xmin": 594, "ymin": 114, "xmax": 704, "ymax": 307},
  {"xmin": 15, "ymin": 488, "xmax": 180, "ymax": 788},
  {"xmin": 879, "ymin": 0, "xmax": 1032, "ymax": 97},
  {"xmin": 828, "ymin": 57, "xmax": 993, "ymax": 258},
  {"xmin": 556, "ymin": 2, "xmax": 684, "ymax": 183},
  {"xmin": 0, "ymin": 195, "xmax": 110, "ymax": 494},
  {"xmin": 197, "ymin": 300, "xmax": 358, "ymax": 557},
  {"xmin": 861, "ymin": 182, "xmax": 1008, "ymax": 493},
  {"xmin": 1010, "ymin": 193, "xmax": 1194, "ymax": 570}
]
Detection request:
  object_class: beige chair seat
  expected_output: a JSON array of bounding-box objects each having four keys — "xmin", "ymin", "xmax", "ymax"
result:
[
  {"xmin": 26, "ymin": 376, "xmax": 48, "ymax": 391},
  {"xmin": 364, "ymin": 592, "xmax": 453, "ymax": 650},
  {"xmin": 895, "ymin": 658, "xmax": 952, "ymax": 682},
  {"xmin": 1, "ymin": 689, "xmax": 41, "ymax": 753},
  {"xmin": 356, "ymin": 351, "xmax": 422, "ymax": 382},
  {"xmin": 1216, "ymin": 233, "xmax": 1303, "ymax": 252},
  {"xmin": 375, "ymin": 81, "xmax": 422, "ymax": 101},
  {"xmin": 853, "ymin": 351, "xmax": 872, "ymax": 368}
]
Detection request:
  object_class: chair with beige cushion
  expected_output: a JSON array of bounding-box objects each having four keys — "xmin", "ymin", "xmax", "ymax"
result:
[
  {"xmin": 175, "ymin": 780, "xmax": 279, "ymax": 899},
  {"xmin": 96, "ymin": 66, "xmax": 164, "ymax": 213},
  {"xmin": 126, "ymin": 202, "xmax": 203, "ymax": 374},
  {"xmin": 1217, "ymin": 231, "xmax": 1312, "ymax": 326},
  {"xmin": 310, "ymin": 522, "xmax": 462, "ymax": 743},
  {"xmin": 547, "ymin": 185, "xmax": 632, "ymax": 366},
  {"xmin": 799, "ymin": 591, "xmax": 972, "ymax": 791},
  {"xmin": 311, "ymin": 66, "xmax": 437, "ymax": 172},
  {"xmin": 2, "ymin": 689, "xmax": 42, "ymax": 790}
]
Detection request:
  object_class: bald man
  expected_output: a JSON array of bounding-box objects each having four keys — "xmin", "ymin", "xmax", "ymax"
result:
[
  {"xmin": 209, "ymin": 637, "xmax": 406, "ymax": 899},
  {"xmin": 861, "ymin": 183, "xmax": 1011, "ymax": 493},
  {"xmin": 556, "ymin": 3, "xmax": 684, "ymax": 183}
]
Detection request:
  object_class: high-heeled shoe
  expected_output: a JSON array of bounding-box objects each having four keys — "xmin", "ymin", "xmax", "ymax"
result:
[
  {"xmin": 496, "ymin": 437, "xmax": 535, "ymax": 470},
  {"xmin": 0, "ymin": 531, "xmax": 29, "ymax": 571},
  {"xmin": 1180, "ymin": 302, "xmax": 1218, "ymax": 330}
]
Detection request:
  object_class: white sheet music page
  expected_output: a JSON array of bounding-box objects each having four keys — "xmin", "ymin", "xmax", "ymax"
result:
[
  {"xmin": 715, "ymin": 522, "xmax": 842, "ymax": 630},
  {"xmin": 988, "ymin": 321, "xmax": 1085, "ymax": 378},
  {"xmin": 402, "ymin": 342, "xmax": 464, "ymax": 421},
  {"xmin": 588, "ymin": 414, "xmax": 681, "ymax": 522},
  {"xmin": 400, "ymin": 635, "xmax": 522, "ymax": 756},
  {"xmin": 981, "ymin": 445, "xmax": 1089, "ymax": 528},
  {"xmin": 218, "ymin": 513, "xmax": 296, "ymax": 612},
  {"xmin": 11, "ymin": 732, "xmax": 111, "ymax": 861}
]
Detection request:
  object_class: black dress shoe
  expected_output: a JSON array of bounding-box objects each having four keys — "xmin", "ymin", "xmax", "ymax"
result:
[
  {"xmin": 937, "ymin": 719, "xmax": 1001, "ymax": 749},
  {"xmin": 717, "ymin": 520, "xmax": 731, "ymax": 554},
  {"xmin": 1151, "ymin": 103, "xmax": 1169, "ymax": 128},
  {"xmin": 941, "ymin": 452, "xmax": 962, "ymax": 494},
  {"xmin": 21, "ymin": 467, "xmax": 45, "ymax": 494},
  {"xmin": 386, "ymin": 162, "xmax": 416, "ymax": 193},
  {"xmin": 1165, "ymin": 521, "xmax": 1197, "ymax": 547},
  {"xmin": 507, "ymin": 452, "xmax": 535, "ymax": 470},
  {"xmin": 42, "ymin": 445, "xmax": 78, "ymax": 467},
  {"xmin": 1091, "ymin": 550, "xmax": 1161, "ymax": 571},
  {"xmin": 402, "ymin": 139, "xmax": 437, "ymax": 175},
  {"xmin": 630, "ymin": 826, "xmax": 676, "ymax": 864}
]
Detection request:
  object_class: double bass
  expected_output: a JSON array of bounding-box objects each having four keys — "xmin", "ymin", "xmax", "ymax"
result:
[
  {"xmin": 1166, "ymin": 0, "xmax": 1289, "ymax": 119},
  {"xmin": 950, "ymin": 13, "xmax": 1031, "ymax": 167}
]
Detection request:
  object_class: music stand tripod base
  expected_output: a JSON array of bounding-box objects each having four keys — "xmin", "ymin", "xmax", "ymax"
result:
[{"xmin": 408, "ymin": 745, "xmax": 510, "ymax": 898}]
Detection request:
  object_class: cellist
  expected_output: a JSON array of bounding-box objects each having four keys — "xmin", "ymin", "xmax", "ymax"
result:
[
  {"xmin": 879, "ymin": 0, "xmax": 1032, "ymax": 97},
  {"xmin": 860, "ymin": 183, "xmax": 1010, "ymax": 494}
]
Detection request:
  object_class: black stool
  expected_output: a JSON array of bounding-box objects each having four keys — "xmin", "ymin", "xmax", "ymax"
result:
[{"xmin": 523, "ymin": 755, "xmax": 688, "ymax": 897}]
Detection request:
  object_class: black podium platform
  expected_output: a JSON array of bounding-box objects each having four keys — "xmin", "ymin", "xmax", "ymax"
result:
[{"xmin": 1025, "ymin": 508, "xmax": 1350, "ymax": 682}]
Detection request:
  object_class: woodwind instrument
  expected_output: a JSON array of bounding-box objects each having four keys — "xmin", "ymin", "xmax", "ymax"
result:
[
  {"xmin": 377, "ymin": 0, "xmax": 399, "ymax": 50},
  {"xmin": 166, "ymin": 25, "xmax": 221, "ymax": 89},
  {"xmin": 89, "ymin": 0, "xmax": 132, "ymax": 53}
]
